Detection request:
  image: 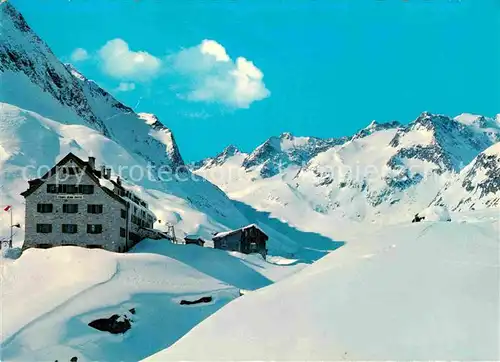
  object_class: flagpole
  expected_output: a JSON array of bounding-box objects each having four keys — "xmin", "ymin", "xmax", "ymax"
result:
[{"xmin": 10, "ymin": 206, "xmax": 13, "ymax": 248}]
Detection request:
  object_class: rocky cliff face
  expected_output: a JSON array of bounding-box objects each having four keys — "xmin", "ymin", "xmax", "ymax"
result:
[
  {"xmin": 388, "ymin": 112, "xmax": 498, "ymax": 173},
  {"xmin": 432, "ymin": 143, "xmax": 500, "ymax": 211},
  {"xmin": 193, "ymin": 145, "xmax": 241, "ymax": 170},
  {"xmin": 0, "ymin": 2, "xmax": 108, "ymax": 133},
  {"xmin": 241, "ymin": 132, "xmax": 349, "ymax": 178}
]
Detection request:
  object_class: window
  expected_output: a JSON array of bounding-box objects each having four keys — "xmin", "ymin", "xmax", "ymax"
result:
[
  {"xmin": 87, "ymin": 224, "xmax": 103, "ymax": 234},
  {"xmin": 87, "ymin": 204, "xmax": 103, "ymax": 214},
  {"xmin": 121, "ymin": 209, "xmax": 127, "ymax": 219},
  {"xmin": 63, "ymin": 204, "xmax": 78, "ymax": 213},
  {"xmin": 120, "ymin": 227, "xmax": 126, "ymax": 238},
  {"xmin": 36, "ymin": 224, "xmax": 52, "ymax": 233},
  {"xmin": 47, "ymin": 184, "xmax": 57, "ymax": 193},
  {"xmin": 220, "ymin": 239, "xmax": 228, "ymax": 248},
  {"xmin": 62, "ymin": 224, "xmax": 78, "ymax": 234},
  {"xmin": 79, "ymin": 185, "xmax": 94, "ymax": 194},
  {"xmin": 37, "ymin": 204, "xmax": 53, "ymax": 213},
  {"xmin": 62, "ymin": 167, "xmax": 78, "ymax": 175},
  {"xmin": 36, "ymin": 243, "xmax": 53, "ymax": 249},
  {"xmin": 58, "ymin": 184, "xmax": 78, "ymax": 194}
]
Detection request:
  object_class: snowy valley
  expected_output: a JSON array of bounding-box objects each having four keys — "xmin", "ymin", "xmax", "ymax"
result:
[{"xmin": 0, "ymin": 2, "xmax": 499, "ymax": 361}]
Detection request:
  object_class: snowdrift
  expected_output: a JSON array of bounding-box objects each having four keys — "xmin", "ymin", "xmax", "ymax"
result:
[
  {"xmin": 415, "ymin": 205, "xmax": 451, "ymax": 222},
  {"xmin": 0, "ymin": 240, "xmax": 305, "ymax": 361}
]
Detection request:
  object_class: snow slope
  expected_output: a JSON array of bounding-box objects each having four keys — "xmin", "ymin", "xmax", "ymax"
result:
[
  {"xmin": 0, "ymin": 103, "xmax": 251, "ymax": 246},
  {"xmin": 147, "ymin": 209, "xmax": 500, "ymax": 361},
  {"xmin": 0, "ymin": 2, "xmax": 183, "ymax": 169},
  {"xmin": 0, "ymin": 241, "xmax": 305, "ymax": 361}
]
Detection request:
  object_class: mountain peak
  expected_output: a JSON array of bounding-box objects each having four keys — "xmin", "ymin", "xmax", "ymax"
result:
[
  {"xmin": 192, "ymin": 144, "xmax": 242, "ymax": 170},
  {"xmin": 280, "ymin": 132, "xmax": 294, "ymax": 140},
  {"xmin": 353, "ymin": 119, "xmax": 401, "ymax": 140},
  {"xmin": 0, "ymin": 1, "xmax": 184, "ymax": 168},
  {"xmin": 2, "ymin": 1, "xmax": 32, "ymax": 35},
  {"xmin": 222, "ymin": 144, "xmax": 240, "ymax": 155},
  {"xmin": 454, "ymin": 113, "xmax": 499, "ymax": 131}
]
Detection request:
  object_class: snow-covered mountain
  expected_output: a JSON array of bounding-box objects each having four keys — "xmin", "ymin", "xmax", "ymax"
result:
[
  {"xmin": 0, "ymin": 1, "xmax": 183, "ymax": 168},
  {"xmin": 0, "ymin": 103, "xmax": 247, "ymax": 244},
  {"xmin": 241, "ymin": 132, "xmax": 348, "ymax": 178},
  {"xmin": 194, "ymin": 132, "xmax": 348, "ymax": 178},
  {"xmin": 0, "ymin": 1, "xmax": 319, "ymax": 257},
  {"xmin": 195, "ymin": 112, "xmax": 500, "ymax": 237},
  {"xmin": 432, "ymin": 142, "xmax": 500, "ymax": 210},
  {"xmin": 1, "ymin": 2, "xmax": 499, "ymax": 361}
]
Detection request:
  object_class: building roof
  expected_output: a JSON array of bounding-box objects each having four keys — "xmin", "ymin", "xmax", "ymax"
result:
[
  {"xmin": 212, "ymin": 224, "xmax": 268, "ymax": 241},
  {"xmin": 184, "ymin": 234, "xmax": 204, "ymax": 240},
  {"xmin": 20, "ymin": 152, "xmax": 126, "ymax": 205},
  {"xmin": 185, "ymin": 236, "xmax": 205, "ymax": 244}
]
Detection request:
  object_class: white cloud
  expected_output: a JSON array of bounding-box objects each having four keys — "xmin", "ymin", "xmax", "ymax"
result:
[
  {"xmin": 70, "ymin": 48, "xmax": 89, "ymax": 62},
  {"xmin": 116, "ymin": 82, "xmax": 136, "ymax": 92},
  {"xmin": 98, "ymin": 38, "xmax": 161, "ymax": 81},
  {"xmin": 169, "ymin": 39, "xmax": 270, "ymax": 108},
  {"xmin": 200, "ymin": 39, "xmax": 230, "ymax": 61}
]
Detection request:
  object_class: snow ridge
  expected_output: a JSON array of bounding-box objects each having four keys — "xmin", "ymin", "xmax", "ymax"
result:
[{"xmin": 195, "ymin": 112, "xmax": 500, "ymax": 234}]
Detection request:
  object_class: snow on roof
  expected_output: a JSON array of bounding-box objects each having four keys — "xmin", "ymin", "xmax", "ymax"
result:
[
  {"xmin": 99, "ymin": 177, "xmax": 115, "ymax": 192},
  {"xmin": 213, "ymin": 224, "xmax": 266, "ymax": 240}
]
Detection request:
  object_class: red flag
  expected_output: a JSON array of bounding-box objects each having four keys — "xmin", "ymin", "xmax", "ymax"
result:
[{"xmin": 4, "ymin": 205, "xmax": 11, "ymax": 212}]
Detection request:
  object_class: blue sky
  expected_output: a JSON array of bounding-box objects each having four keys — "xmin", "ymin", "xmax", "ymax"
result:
[{"xmin": 11, "ymin": 0, "xmax": 499, "ymax": 162}]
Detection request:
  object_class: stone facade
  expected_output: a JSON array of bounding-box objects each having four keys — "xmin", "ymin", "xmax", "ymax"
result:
[{"xmin": 22, "ymin": 154, "xmax": 157, "ymax": 252}]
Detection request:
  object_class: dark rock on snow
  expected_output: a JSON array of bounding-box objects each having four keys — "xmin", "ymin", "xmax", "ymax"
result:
[
  {"xmin": 88, "ymin": 314, "xmax": 132, "ymax": 334},
  {"xmin": 180, "ymin": 296, "xmax": 213, "ymax": 305}
]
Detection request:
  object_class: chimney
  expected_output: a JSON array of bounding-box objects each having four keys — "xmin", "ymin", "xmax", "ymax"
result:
[
  {"xmin": 116, "ymin": 176, "xmax": 122, "ymax": 186},
  {"xmin": 88, "ymin": 157, "xmax": 96, "ymax": 170},
  {"xmin": 100, "ymin": 165, "xmax": 106, "ymax": 178},
  {"xmin": 104, "ymin": 167, "xmax": 111, "ymax": 180}
]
